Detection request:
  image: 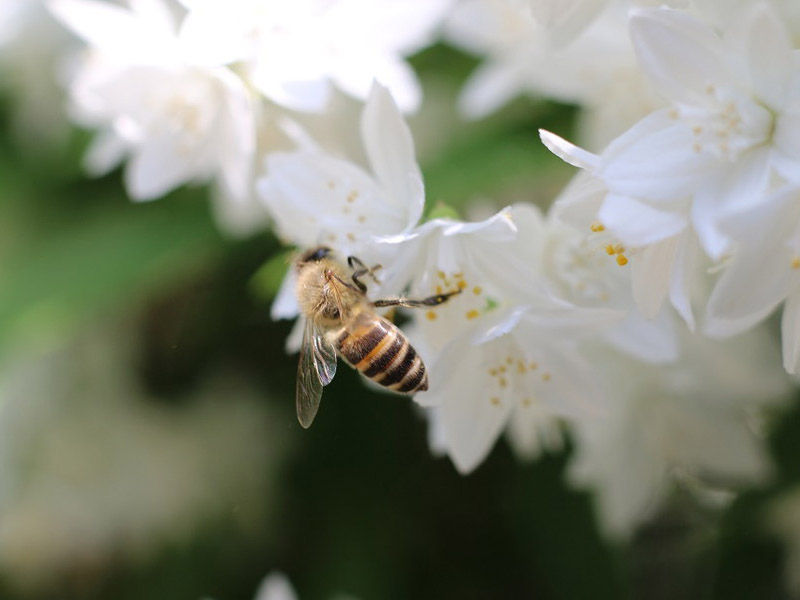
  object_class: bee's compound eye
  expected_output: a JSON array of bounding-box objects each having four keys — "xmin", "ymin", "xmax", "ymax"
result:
[{"xmin": 303, "ymin": 246, "xmax": 332, "ymax": 262}]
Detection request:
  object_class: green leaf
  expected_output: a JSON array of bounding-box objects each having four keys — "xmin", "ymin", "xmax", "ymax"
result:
[{"xmin": 0, "ymin": 194, "xmax": 223, "ymax": 363}]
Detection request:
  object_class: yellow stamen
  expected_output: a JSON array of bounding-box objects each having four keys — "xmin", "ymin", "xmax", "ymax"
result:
[
  {"xmin": 605, "ymin": 244, "xmax": 616, "ymax": 256},
  {"xmin": 542, "ymin": 372, "xmax": 551, "ymax": 382},
  {"xmin": 616, "ymin": 254, "xmax": 629, "ymax": 266},
  {"xmin": 466, "ymin": 309, "xmax": 480, "ymax": 320},
  {"xmin": 792, "ymin": 257, "xmax": 800, "ymax": 270},
  {"xmin": 426, "ymin": 311, "xmax": 437, "ymax": 321},
  {"xmin": 457, "ymin": 280, "xmax": 467, "ymax": 290},
  {"xmin": 590, "ymin": 221, "xmax": 605, "ymax": 233},
  {"xmin": 472, "ymin": 286, "xmax": 483, "ymax": 295},
  {"xmin": 490, "ymin": 397, "xmax": 501, "ymax": 406}
]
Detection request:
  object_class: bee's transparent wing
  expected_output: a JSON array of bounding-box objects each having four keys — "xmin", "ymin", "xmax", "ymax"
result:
[{"xmin": 296, "ymin": 318, "xmax": 338, "ymax": 428}]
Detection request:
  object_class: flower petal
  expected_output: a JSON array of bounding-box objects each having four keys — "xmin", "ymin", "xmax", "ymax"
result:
[
  {"xmin": 629, "ymin": 7, "xmax": 729, "ymax": 105},
  {"xmin": 598, "ymin": 194, "xmax": 687, "ymax": 247},
  {"xmin": 361, "ymin": 82, "xmax": 424, "ymax": 230},
  {"xmin": 631, "ymin": 236, "xmax": 677, "ymax": 318},
  {"xmin": 782, "ymin": 290, "xmax": 800, "ymax": 374},
  {"xmin": 539, "ymin": 129, "xmax": 601, "ymax": 171}
]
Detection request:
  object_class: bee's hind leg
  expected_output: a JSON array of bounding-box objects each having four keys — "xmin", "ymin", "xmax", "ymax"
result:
[
  {"xmin": 347, "ymin": 255, "xmax": 382, "ymax": 293},
  {"xmin": 373, "ymin": 289, "xmax": 461, "ymax": 309}
]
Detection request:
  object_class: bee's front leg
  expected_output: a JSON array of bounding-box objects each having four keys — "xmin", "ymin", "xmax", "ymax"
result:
[{"xmin": 347, "ymin": 255, "xmax": 382, "ymax": 293}]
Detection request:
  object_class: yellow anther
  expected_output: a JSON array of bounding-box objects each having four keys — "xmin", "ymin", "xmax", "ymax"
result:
[
  {"xmin": 454, "ymin": 272, "xmax": 464, "ymax": 279},
  {"xmin": 472, "ymin": 286, "xmax": 483, "ymax": 295},
  {"xmin": 426, "ymin": 310, "xmax": 437, "ymax": 321},
  {"xmin": 542, "ymin": 372, "xmax": 551, "ymax": 382},
  {"xmin": 590, "ymin": 221, "xmax": 605, "ymax": 233},
  {"xmin": 466, "ymin": 309, "xmax": 480, "ymax": 320},
  {"xmin": 490, "ymin": 397, "xmax": 501, "ymax": 406},
  {"xmin": 616, "ymin": 254, "xmax": 629, "ymax": 266},
  {"xmin": 346, "ymin": 190, "xmax": 358, "ymax": 202},
  {"xmin": 613, "ymin": 244, "xmax": 625, "ymax": 254},
  {"xmin": 457, "ymin": 280, "xmax": 468, "ymax": 290},
  {"xmin": 499, "ymin": 377, "xmax": 508, "ymax": 388},
  {"xmin": 517, "ymin": 361, "xmax": 527, "ymax": 374},
  {"xmin": 489, "ymin": 368, "xmax": 498, "ymax": 377},
  {"xmin": 435, "ymin": 285, "xmax": 443, "ymax": 295},
  {"xmin": 605, "ymin": 244, "xmax": 616, "ymax": 256},
  {"xmin": 437, "ymin": 270, "xmax": 446, "ymax": 280},
  {"xmin": 358, "ymin": 215, "xmax": 367, "ymax": 223},
  {"xmin": 792, "ymin": 257, "xmax": 800, "ymax": 270}
]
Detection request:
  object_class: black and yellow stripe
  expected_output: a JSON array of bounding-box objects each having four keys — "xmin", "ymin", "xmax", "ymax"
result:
[{"xmin": 335, "ymin": 315, "xmax": 429, "ymax": 394}]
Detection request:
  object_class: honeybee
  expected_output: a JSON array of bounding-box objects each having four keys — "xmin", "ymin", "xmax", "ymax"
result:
[{"xmin": 294, "ymin": 246, "xmax": 460, "ymax": 428}]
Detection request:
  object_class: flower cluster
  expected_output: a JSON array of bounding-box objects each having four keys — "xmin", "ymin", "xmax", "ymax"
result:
[{"xmin": 41, "ymin": 0, "xmax": 797, "ymax": 543}]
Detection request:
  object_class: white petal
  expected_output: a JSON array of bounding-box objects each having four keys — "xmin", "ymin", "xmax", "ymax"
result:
[
  {"xmin": 631, "ymin": 236, "xmax": 677, "ymax": 318},
  {"xmin": 605, "ymin": 308, "xmax": 679, "ymax": 364},
  {"xmin": 424, "ymin": 339, "xmax": 514, "ymax": 474},
  {"xmin": 459, "ymin": 59, "xmax": 528, "ymax": 119},
  {"xmin": 84, "ymin": 128, "xmax": 127, "ymax": 175},
  {"xmin": 600, "ymin": 111, "xmax": 715, "ymax": 201},
  {"xmin": 334, "ymin": 54, "xmax": 422, "ymax": 113},
  {"xmin": 629, "ymin": 7, "xmax": 729, "ymax": 105},
  {"xmin": 745, "ymin": 3, "xmax": 794, "ymax": 110},
  {"xmin": 538, "ymin": 129, "xmax": 601, "ymax": 171},
  {"xmin": 125, "ymin": 134, "xmax": 202, "ymax": 200},
  {"xmin": 667, "ymin": 232, "xmax": 695, "ymax": 331},
  {"xmin": 253, "ymin": 572, "xmax": 298, "ymax": 600},
  {"xmin": 598, "ymin": 194, "xmax": 687, "ymax": 247},
  {"xmin": 705, "ymin": 195, "xmax": 800, "ymax": 335},
  {"xmin": 48, "ymin": 0, "xmax": 175, "ymax": 63},
  {"xmin": 782, "ymin": 290, "xmax": 800, "ymax": 374},
  {"xmin": 360, "ymin": 82, "xmax": 424, "ymax": 230},
  {"xmin": 271, "ymin": 269, "xmax": 299, "ymax": 321}
]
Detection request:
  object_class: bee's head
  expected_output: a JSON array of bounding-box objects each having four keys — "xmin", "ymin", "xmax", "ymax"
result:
[{"xmin": 297, "ymin": 246, "xmax": 333, "ymax": 266}]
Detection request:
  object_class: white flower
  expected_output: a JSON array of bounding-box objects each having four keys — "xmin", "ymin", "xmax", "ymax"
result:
[
  {"xmin": 705, "ymin": 186, "xmax": 800, "ymax": 373},
  {"xmin": 444, "ymin": 0, "xmax": 665, "ymax": 147},
  {"xmin": 544, "ymin": 169, "xmax": 703, "ymax": 331},
  {"xmin": 253, "ymin": 572, "xmax": 299, "ymax": 600},
  {"xmin": 177, "ymin": 0, "xmax": 453, "ymax": 113},
  {"xmin": 390, "ymin": 205, "xmax": 619, "ymax": 473},
  {"xmin": 49, "ymin": 0, "xmax": 257, "ymax": 202},
  {"xmin": 568, "ymin": 327, "xmax": 789, "ymax": 538},
  {"xmin": 541, "ymin": 4, "xmax": 800, "ymax": 263},
  {"xmin": 532, "ymin": 198, "xmax": 680, "ymax": 362},
  {"xmin": 260, "ymin": 83, "xmax": 425, "ymax": 320}
]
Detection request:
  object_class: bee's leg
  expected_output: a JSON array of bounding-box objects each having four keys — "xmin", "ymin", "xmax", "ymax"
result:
[
  {"xmin": 373, "ymin": 289, "xmax": 461, "ymax": 309},
  {"xmin": 326, "ymin": 270, "xmax": 364, "ymax": 295},
  {"xmin": 347, "ymin": 255, "xmax": 383, "ymax": 293}
]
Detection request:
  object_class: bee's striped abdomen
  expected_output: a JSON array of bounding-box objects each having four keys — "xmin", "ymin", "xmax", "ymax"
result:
[{"xmin": 335, "ymin": 315, "xmax": 429, "ymax": 394}]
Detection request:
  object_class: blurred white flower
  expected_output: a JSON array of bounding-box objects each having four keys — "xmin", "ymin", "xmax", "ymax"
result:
[
  {"xmin": 49, "ymin": 0, "xmax": 257, "ymax": 202},
  {"xmin": 0, "ymin": 327, "xmax": 288, "ymax": 592},
  {"xmin": 444, "ymin": 0, "xmax": 666, "ymax": 148},
  {"xmin": 177, "ymin": 0, "xmax": 452, "ymax": 113},
  {"xmin": 0, "ymin": 0, "xmax": 73, "ymax": 146},
  {"xmin": 568, "ymin": 327, "xmax": 789, "ymax": 539},
  {"xmin": 393, "ymin": 205, "xmax": 619, "ymax": 473},
  {"xmin": 253, "ymin": 572, "xmax": 299, "ymax": 600}
]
